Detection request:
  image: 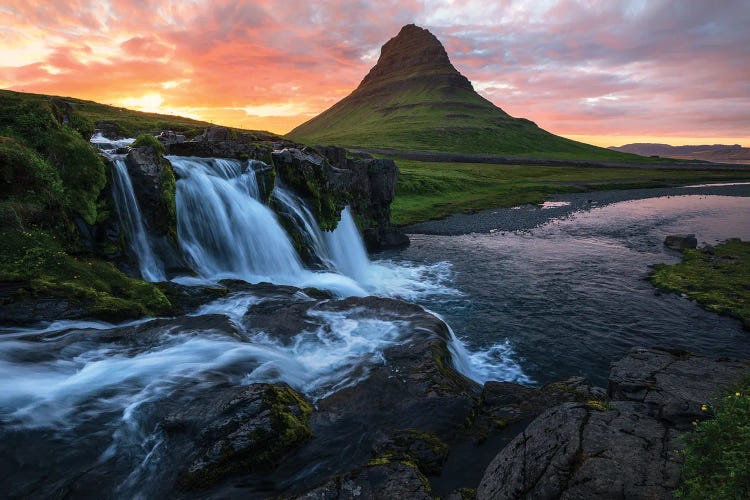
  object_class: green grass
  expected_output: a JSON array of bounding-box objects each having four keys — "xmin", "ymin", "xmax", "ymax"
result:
[
  {"xmin": 391, "ymin": 160, "xmax": 750, "ymax": 225},
  {"xmin": 288, "ymin": 74, "xmax": 644, "ymax": 161},
  {"xmin": 676, "ymin": 377, "xmax": 750, "ymax": 499},
  {"xmin": 651, "ymin": 240, "xmax": 750, "ymax": 329}
]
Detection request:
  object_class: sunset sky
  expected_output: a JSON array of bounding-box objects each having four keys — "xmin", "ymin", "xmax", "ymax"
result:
[{"xmin": 1, "ymin": 0, "xmax": 748, "ymax": 147}]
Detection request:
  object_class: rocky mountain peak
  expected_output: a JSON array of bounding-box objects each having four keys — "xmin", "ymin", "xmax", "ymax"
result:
[{"xmin": 358, "ymin": 24, "xmax": 472, "ymax": 91}]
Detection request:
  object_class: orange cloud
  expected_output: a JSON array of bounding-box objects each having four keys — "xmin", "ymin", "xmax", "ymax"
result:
[{"xmin": 0, "ymin": 0, "xmax": 747, "ymax": 145}]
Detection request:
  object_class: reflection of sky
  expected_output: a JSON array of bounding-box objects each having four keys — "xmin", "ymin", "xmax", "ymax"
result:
[{"xmin": 399, "ymin": 194, "xmax": 750, "ymax": 386}]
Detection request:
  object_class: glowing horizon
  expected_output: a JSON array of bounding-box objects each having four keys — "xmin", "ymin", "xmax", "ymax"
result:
[{"xmin": 1, "ymin": 1, "xmax": 748, "ymax": 147}]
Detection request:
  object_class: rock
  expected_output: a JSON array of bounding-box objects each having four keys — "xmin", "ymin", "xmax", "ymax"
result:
[
  {"xmin": 297, "ymin": 461, "xmax": 432, "ymax": 499},
  {"xmin": 93, "ymin": 121, "xmax": 122, "ymax": 139},
  {"xmin": 161, "ymin": 382, "xmax": 313, "ymax": 490},
  {"xmin": 273, "ymin": 145, "xmax": 409, "ymax": 250},
  {"xmin": 608, "ymin": 347, "xmax": 748, "ymax": 428},
  {"xmin": 156, "ymin": 130, "xmax": 186, "ymax": 145},
  {"xmin": 477, "ymin": 348, "xmax": 750, "ymax": 499},
  {"xmin": 168, "ymin": 125, "xmax": 277, "ymax": 161},
  {"xmin": 124, "ymin": 146, "xmax": 175, "ymax": 237},
  {"xmin": 664, "ymin": 234, "xmax": 698, "ymax": 250}
]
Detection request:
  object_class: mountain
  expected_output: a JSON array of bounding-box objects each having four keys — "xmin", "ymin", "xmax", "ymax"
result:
[
  {"xmin": 610, "ymin": 143, "xmax": 750, "ymax": 162},
  {"xmin": 288, "ymin": 24, "xmax": 631, "ymax": 160}
]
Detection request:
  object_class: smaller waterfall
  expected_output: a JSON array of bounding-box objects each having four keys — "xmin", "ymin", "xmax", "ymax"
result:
[
  {"xmin": 272, "ymin": 184, "xmax": 332, "ymax": 266},
  {"xmin": 110, "ymin": 158, "xmax": 166, "ymax": 282},
  {"xmin": 324, "ymin": 207, "xmax": 371, "ymax": 282}
]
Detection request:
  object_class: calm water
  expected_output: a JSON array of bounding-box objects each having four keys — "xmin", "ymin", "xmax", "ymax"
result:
[{"xmin": 389, "ymin": 194, "xmax": 750, "ymax": 386}]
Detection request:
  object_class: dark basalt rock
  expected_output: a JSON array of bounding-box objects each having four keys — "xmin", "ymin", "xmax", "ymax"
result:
[
  {"xmin": 272, "ymin": 145, "xmax": 409, "ymax": 249},
  {"xmin": 296, "ymin": 461, "xmax": 432, "ymax": 500},
  {"xmin": 476, "ymin": 348, "xmax": 750, "ymax": 500},
  {"xmin": 156, "ymin": 130, "xmax": 186, "ymax": 145},
  {"xmin": 124, "ymin": 146, "xmax": 174, "ymax": 237},
  {"xmin": 162, "ymin": 382, "xmax": 313, "ymax": 490},
  {"xmin": 664, "ymin": 234, "xmax": 698, "ymax": 250},
  {"xmin": 167, "ymin": 125, "xmax": 276, "ymax": 161}
]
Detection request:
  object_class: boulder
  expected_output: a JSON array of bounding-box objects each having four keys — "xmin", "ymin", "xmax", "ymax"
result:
[
  {"xmin": 296, "ymin": 461, "xmax": 432, "ymax": 499},
  {"xmin": 664, "ymin": 234, "xmax": 698, "ymax": 250},
  {"xmin": 156, "ymin": 130, "xmax": 186, "ymax": 145},
  {"xmin": 477, "ymin": 348, "xmax": 750, "ymax": 499}
]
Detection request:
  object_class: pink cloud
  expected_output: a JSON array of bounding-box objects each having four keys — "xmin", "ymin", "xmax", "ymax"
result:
[{"xmin": 0, "ymin": 0, "xmax": 747, "ymax": 143}]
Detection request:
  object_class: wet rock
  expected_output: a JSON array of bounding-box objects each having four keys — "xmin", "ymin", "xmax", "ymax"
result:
[
  {"xmin": 296, "ymin": 462, "xmax": 432, "ymax": 500},
  {"xmin": 93, "ymin": 120, "xmax": 122, "ymax": 139},
  {"xmin": 273, "ymin": 145, "xmax": 409, "ymax": 250},
  {"xmin": 664, "ymin": 234, "xmax": 698, "ymax": 250},
  {"xmin": 161, "ymin": 382, "xmax": 313, "ymax": 490},
  {"xmin": 124, "ymin": 146, "xmax": 174, "ymax": 237},
  {"xmin": 477, "ymin": 348, "xmax": 750, "ymax": 499}
]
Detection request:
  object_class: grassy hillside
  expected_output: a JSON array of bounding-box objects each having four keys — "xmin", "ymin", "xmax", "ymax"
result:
[
  {"xmin": 392, "ymin": 160, "xmax": 750, "ymax": 225},
  {"xmin": 289, "ymin": 81, "xmax": 637, "ymax": 160}
]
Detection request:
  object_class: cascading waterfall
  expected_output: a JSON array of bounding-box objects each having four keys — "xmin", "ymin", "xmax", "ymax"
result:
[
  {"xmin": 169, "ymin": 156, "xmax": 367, "ymax": 296},
  {"xmin": 109, "ymin": 158, "xmax": 166, "ymax": 282}
]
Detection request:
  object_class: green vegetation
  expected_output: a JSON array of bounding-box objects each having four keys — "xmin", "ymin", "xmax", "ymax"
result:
[
  {"xmin": 676, "ymin": 377, "xmax": 750, "ymax": 499},
  {"xmin": 391, "ymin": 159, "xmax": 750, "ymax": 225},
  {"xmin": 132, "ymin": 133, "xmax": 166, "ymax": 155},
  {"xmin": 288, "ymin": 76, "xmax": 639, "ymax": 160},
  {"xmin": 0, "ymin": 229, "xmax": 172, "ymax": 321},
  {"xmin": 0, "ymin": 90, "xmax": 179, "ymax": 321},
  {"xmin": 651, "ymin": 240, "xmax": 750, "ymax": 329},
  {"xmin": 1, "ymin": 89, "xmax": 212, "ymax": 139}
]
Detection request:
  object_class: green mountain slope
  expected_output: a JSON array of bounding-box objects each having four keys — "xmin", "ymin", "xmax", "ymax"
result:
[{"xmin": 288, "ymin": 24, "xmax": 635, "ymax": 160}]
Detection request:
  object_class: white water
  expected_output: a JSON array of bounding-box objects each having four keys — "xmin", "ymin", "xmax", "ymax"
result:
[{"xmin": 110, "ymin": 158, "xmax": 166, "ymax": 281}]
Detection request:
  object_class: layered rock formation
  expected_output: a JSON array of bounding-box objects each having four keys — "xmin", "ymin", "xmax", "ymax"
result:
[{"xmin": 477, "ymin": 348, "xmax": 749, "ymax": 499}]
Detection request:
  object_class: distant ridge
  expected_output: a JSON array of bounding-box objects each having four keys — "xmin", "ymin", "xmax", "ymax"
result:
[
  {"xmin": 288, "ymin": 24, "xmax": 632, "ymax": 160},
  {"xmin": 610, "ymin": 143, "xmax": 750, "ymax": 162}
]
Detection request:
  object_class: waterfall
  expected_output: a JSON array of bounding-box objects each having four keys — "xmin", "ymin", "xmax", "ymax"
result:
[
  {"xmin": 169, "ymin": 156, "xmax": 367, "ymax": 296},
  {"xmin": 324, "ymin": 207, "xmax": 372, "ymax": 282},
  {"xmin": 110, "ymin": 158, "xmax": 166, "ymax": 282},
  {"xmin": 272, "ymin": 183, "xmax": 332, "ymax": 267}
]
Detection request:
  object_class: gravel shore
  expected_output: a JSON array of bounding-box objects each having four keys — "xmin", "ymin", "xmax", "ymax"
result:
[{"xmin": 403, "ymin": 182, "xmax": 750, "ymax": 235}]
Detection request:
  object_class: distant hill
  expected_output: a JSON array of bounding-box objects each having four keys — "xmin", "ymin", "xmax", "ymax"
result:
[
  {"xmin": 610, "ymin": 143, "xmax": 750, "ymax": 162},
  {"xmin": 288, "ymin": 24, "xmax": 633, "ymax": 160}
]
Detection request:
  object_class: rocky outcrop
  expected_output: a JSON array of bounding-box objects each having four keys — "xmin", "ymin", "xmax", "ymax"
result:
[
  {"xmin": 273, "ymin": 145, "xmax": 408, "ymax": 249},
  {"xmin": 664, "ymin": 234, "xmax": 698, "ymax": 250},
  {"xmin": 477, "ymin": 348, "xmax": 750, "ymax": 499},
  {"xmin": 155, "ymin": 130, "xmax": 186, "ymax": 146},
  {"xmin": 163, "ymin": 382, "xmax": 313, "ymax": 490},
  {"xmin": 124, "ymin": 146, "xmax": 176, "ymax": 238},
  {"xmin": 167, "ymin": 125, "xmax": 278, "ymax": 161}
]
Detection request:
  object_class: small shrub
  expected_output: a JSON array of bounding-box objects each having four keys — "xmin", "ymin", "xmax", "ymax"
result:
[
  {"xmin": 676, "ymin": 377, "xmax": 750, "ymax": 499},
  {"xmin": 132, "ymin": 134, "xmax": 166, "ymax": 155}
]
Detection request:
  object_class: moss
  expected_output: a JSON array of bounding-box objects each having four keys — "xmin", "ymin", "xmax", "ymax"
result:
[
  {"xmin": 160, "ymin": 159, "xmax": 178, "ymax": 243},
  {"xmin": 0, "ymin": 228, "xmax": 173, "ymax": 321},
  {"xmin": 430, "ymin": 341, "xmax": 474, "ymax": 394},
  {"xmin": 132, "ymin": 134, "xmax": 166, "ymax": 155},
  {"xmin": 398, "ymin": 429, "xmax": 449, "ymax": 456},
  {"xmin": 651, "ymin": 240, "xmax": 750, "ymax": 329},
  {"xmin": 585, "ymin": 400, "xmax": 610, "ymax": 412},
  {"xmin": 458, "ymin": 487, "xmax": 477, "ymax": 500},
  {"xmin": 182, "ymin": 384, "xmax": 313, "ymax": 490}
]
